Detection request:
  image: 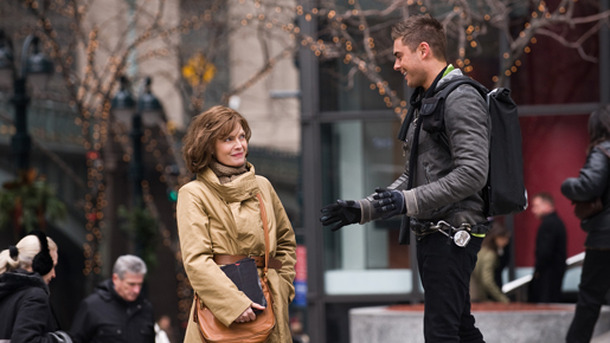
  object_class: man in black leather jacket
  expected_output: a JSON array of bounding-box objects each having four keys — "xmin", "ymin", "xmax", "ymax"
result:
[
  {"xmin": 321, "ymin": 15, "xmax": 490, "ymax": 342},
  {"xmin": 70, "ymin": 255, "xmax": 154, "ymax": 343}
]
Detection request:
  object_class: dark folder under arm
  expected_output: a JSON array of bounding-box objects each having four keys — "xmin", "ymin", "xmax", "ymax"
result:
[{"xmin": 220, "ymin": 257, "xmax": 267, "ymax": 310}]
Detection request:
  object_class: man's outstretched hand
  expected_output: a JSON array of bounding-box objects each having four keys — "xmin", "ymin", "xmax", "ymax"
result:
[
  {"xmin": 373, "ymin": 188, "xmax": 406, "ymax": 219},
  {"xmin": 320, "ymin": 199, "xmax": 361, "ymax": 231}
]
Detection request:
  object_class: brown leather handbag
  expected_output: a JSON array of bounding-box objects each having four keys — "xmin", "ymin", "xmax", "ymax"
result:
[{"xmin": 193, "ymin": 193, "xmax": 276, "ymax": 343}]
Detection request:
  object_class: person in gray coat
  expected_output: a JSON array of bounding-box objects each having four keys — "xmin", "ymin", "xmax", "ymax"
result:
[
  {"xmin": 321, "ymin": 15, "xmax": 490, "ymax": 342},
  {"xmin": 562, "ymin": 105, "xmax": 610, "ymax": 343}
]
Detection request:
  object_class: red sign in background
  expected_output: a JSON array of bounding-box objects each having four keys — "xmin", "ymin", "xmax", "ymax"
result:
[{"xmin": 294, "ymin": 245, "xmax": 307, "ymax": 307}]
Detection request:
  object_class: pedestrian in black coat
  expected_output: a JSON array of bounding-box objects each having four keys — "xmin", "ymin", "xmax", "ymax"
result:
[
  {"xmin": 528, "ymin": 192, "xmax": 567, "ymax": 303},
  {"xmin": 562, "ymin": 105, "xmax": 610, "ymax": 343},
  {"xmin": 0, "ymin": 232, "xmax": 72, "ymax": 343},
  {"xmin": 70, "ymin": 255, "xmax": 154, "ymax": 343}
]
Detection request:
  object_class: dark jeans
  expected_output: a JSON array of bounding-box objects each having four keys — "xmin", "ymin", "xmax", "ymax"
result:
[
  {"xmin": 566, "ymin": 249, "xmax": 610, "ymax": 343},
  {"xmin": 417, "ymin": 232, "xmax": 485, "ymax": 343}
]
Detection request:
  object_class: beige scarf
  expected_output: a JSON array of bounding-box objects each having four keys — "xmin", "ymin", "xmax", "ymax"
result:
[{"xmin": 208, "ymin": 160, "xmax": 248, "ymax": 184}]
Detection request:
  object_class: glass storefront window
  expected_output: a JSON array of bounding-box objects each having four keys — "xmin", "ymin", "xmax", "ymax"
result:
[
  {"xmin": 321, "ymin": 119, "xmax": 417, "ymax": 295},
  {"xmin": 317, "ymin": 13, "xmax": 404, "ymax": 113},
  {"xmin": 319, "ymin": 60, "xmax": 404, "ymax": 112}
]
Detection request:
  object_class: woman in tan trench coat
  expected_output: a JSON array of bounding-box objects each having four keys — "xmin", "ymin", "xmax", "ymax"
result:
[{"xmin": 177, "ymin": 105, "xmax": 297, "ymax": 342}]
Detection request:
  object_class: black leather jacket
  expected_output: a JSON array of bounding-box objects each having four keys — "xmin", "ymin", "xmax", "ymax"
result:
[{"xmin": 561, "ymin": 140, "xmax": 610, "ymax": 248}]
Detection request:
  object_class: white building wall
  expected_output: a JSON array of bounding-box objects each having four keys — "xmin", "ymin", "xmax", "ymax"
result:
[
  {"xmin": 228, "ymin": 0, "xmax": 301, "ymax": 153},
  {"xmin": 82, "ymin": 0, "xmax": 183, "ymax": 130}
]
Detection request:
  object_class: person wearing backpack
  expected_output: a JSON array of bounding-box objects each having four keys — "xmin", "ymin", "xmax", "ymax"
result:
[
  {"xmin": 320, "ymin": 15, "xmax": 491, "ymax": 342},
  {"xmin": 562, "ymin": 106, "xmax": 610, "ymax": 343}
]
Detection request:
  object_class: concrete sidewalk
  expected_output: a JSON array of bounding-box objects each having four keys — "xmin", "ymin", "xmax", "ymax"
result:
[
  {"xmin": 350, "ymin": 303, "xmax": 610, "ymax": 343},
  {"xmin": 591, "ymin": 330, "xmax": 610, "ymax": 343}
]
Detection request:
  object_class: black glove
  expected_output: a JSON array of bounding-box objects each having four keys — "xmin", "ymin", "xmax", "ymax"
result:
[
  {"xmin": 320, "ymin": 199, "xmax": 361, "ymax": 231},
  {"xmin": 373, "ymin": 188, "xmax": 406, "ymax": 219}
]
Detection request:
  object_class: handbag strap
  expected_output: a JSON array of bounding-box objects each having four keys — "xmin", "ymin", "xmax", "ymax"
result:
[
  {"xmin": 256, "ymin": 193, "xmax": 270, "ymax": 281},
  {"xmin": 213, "ymin": 254, "xmax": 282, "ymax": 269}
]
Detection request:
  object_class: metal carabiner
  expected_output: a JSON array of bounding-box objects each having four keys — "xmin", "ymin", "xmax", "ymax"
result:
[{"xmin": 431, "ymin": 220, "xmax": 471, "ymax": 248}]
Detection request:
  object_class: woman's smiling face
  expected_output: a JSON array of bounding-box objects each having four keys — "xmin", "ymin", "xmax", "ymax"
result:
[{"xmin": 214, "ymin": 123, "xmax": 248, "ymax": 167}]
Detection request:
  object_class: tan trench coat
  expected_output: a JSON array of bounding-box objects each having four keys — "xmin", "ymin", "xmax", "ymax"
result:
[{"xmin": 176, "ymin": 164, "xmax": 297, "ymax": 342}]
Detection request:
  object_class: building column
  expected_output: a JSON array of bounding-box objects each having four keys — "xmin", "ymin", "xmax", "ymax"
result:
[{"xmin": 298, "ymin": 0, "xmax": 325, "ymax": 342}]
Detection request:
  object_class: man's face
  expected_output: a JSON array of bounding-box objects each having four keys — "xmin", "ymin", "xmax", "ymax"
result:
[
  {"xmin": 393, "ymin": 38, "xmax": 425, "ymax": 89},
  {"xmin": 531, "ymin": 197, "xmax": 552, "ymax": 219},
  {"xmin": 112, "ymin": 272, "xmax": 144, "ymax": 302}
]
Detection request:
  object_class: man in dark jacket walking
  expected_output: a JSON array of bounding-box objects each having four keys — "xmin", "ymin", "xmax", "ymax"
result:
[
  {"xmin": 70, "ymin": 255, "xmax": 154, "ymax": 343},
  {"xmin": 529, "ymin": 192, "xmax": 567, "ymax": 303}
]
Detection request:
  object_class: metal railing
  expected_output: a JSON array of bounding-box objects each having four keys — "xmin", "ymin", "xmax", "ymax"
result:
[{"xmin": 502, "ymin": 252, "xmax": 585, "ymax": 302}]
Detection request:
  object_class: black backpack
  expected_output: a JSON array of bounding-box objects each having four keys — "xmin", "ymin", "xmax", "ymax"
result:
[{"xmin": 426, "ymin": 76, "xmax": 528, "ymax": 217}]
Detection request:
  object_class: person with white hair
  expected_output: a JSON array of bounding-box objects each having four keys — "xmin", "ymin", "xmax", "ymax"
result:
[
  {"xmin": 70, "ymin": 254, "xmax": 154, "ymax": 343},
  {"xmin": 0, "ymin": 231, "xmax": 71, "ymax": 342}
]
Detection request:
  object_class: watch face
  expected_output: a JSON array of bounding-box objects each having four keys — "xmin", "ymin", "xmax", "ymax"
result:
[{"xmin": 453, "ymin": 230, "xmax": 471, "ymax": 248}]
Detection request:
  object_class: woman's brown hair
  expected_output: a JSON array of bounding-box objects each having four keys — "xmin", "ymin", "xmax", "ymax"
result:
[
  {"xmin": 587, "ymin": 105, "xmax": 610, "ymax": 153},
  {"xmin": 182, "ymin": 105, "xmax": 252, "ymax": 174}
]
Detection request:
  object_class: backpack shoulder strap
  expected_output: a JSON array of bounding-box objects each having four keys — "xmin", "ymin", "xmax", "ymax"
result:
[
  {"xmin": 434, "ymin": 75, "xmax": 489, "ymax": 100},
  {"xmin": 426, "ymin": 76, "xmax": 489, "ymax": 153}
]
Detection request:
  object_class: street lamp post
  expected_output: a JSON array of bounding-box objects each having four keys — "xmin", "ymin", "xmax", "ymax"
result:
[
  {"xmin": 0, "ymin": 30, "xmax": 54, "ymax": 175},
  {"xmin": 111, "ymin": 75, "xmax": 163, "ymax": 261},
  {"xmin": 130, "ymin": 112, "xmax": 144, "ymax": 206},
  {"xmin": 12, "ymin": 65, "xmax": 30, "ymax": 172},
  {"xmin": 111, "ymin": 76, "xmax": 163, "ymax": 207}
]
